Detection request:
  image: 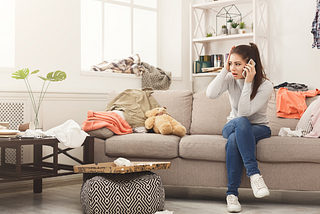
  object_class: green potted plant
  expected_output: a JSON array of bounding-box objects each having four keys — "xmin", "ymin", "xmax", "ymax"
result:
[
  {"xmin": 12, "ymin": 68, "xmax": 67, "ymax": 129},
  {"xmin": 221, "ymin": 25, "xmax": 227, "ymax": 35},
  {"xmin": 230, "ymin": 22, "xmax": 239, "ymax": 34},
  {"xmin": 239, "ymin": 22, "xmax": 246, "ymax": 34}
]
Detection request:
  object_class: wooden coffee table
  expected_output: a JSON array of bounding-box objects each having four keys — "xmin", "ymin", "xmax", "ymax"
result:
[{"xmin": 0, "ymin": 136, "xmax": 94, "ymax": 193}]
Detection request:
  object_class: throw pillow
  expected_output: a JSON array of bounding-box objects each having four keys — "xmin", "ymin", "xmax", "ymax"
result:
[
  {"xmin": 295, "ymin": 100, "xmax": 317, "ymax": 136},
  {"xmin": 86, "ymin": 127, "xmax": 114, "ymax": 139}
]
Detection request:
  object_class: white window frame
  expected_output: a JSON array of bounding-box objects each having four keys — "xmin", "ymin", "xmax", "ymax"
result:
[
  {"xmin": 0, "ymin": 0, "xmax": 15, "ymax": 71},
  {"xmin": 80, "ymin": 0, "xmax": 159, "ymax": 78}
]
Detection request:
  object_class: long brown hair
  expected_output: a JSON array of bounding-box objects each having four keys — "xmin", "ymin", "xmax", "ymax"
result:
[{"xmin": 230, "ymin": 43, "xmax": 268, "ymax": 100}]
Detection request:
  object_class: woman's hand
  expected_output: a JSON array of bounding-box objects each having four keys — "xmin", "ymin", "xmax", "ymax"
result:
[
  {"xmin": 243, "ymin": 59, "xmax": 256, "ymax": 83},
  {"xmin": 224, "ymin": 46, "xmax": 235, "ymax": 71}
]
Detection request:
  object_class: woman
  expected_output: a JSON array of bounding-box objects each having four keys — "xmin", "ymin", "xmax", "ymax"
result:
[{"xmin": 206, "ymin": 43, "xmax": 273, "ymax": 213}]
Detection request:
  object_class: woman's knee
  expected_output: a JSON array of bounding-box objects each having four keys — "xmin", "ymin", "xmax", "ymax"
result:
[{"xmin": 225, "ymin": 133, "xmax": 237, "ymax": 150}]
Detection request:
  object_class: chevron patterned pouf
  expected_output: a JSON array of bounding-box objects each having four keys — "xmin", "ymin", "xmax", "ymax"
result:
[{"xmin": 80, "ymin": 171, "xmax": 165, "ymax": 214}]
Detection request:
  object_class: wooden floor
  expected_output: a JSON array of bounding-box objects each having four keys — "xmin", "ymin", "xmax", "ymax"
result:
[{"xmin": 1, "ymin": 176, "xmax": 320, "ymax": 214}]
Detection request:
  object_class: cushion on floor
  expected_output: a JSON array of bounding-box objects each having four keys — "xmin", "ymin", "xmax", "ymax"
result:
[{"xmin": 80, "ymin": 171, "xmax": 165, "ymax": 214}]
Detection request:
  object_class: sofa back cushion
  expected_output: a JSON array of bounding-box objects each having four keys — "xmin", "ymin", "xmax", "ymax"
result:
[
  {"xmin": 190, "ymin": 91, "xmax": 231, "ymax": 135},
  {"xmin": 267, "ymin": 90, "xmax": 319, "ymax": 136},
  {"xmin": 107, "ymin": 89, "xmax": 193, "ymax": 134}
]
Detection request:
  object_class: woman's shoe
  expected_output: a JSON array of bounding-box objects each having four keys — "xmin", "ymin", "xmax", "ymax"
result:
[
  {"xmin": 250, "ymin": 174, "xmax": 270, "ymax": 198},
  {"xmin": 226, "ymin": 194, "xmax": 241, "ymax": 213}
]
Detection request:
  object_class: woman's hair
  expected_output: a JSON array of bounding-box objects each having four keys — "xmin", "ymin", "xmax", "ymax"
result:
[{"xmin": 230, "ymin": 43, "xmax": 268, "ymax": 100}]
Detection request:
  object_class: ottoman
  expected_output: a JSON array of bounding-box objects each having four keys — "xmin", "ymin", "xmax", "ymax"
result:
[{"xmin": 80, "ymin": 171, "xmax": 165, "ymax": 214}]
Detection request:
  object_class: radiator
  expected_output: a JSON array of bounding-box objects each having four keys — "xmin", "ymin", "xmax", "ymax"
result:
[{"xmin": 0, "ymin": 102, "xmax": 25, "ymax": 165}]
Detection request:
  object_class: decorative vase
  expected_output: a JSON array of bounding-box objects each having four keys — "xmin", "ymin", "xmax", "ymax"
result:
[
  {"xmin": 231, "ymin": 28, "xmax": 238, "ymax": 35},
  {"xmin": 227, "ymin": 23, "xmax": 232, "ymax": 35},
  {"xmin": 238, "ymin": 29, "xmax": 246, "ymax": 34}
]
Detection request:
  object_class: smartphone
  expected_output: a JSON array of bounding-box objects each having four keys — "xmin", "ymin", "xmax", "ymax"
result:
[{"xmin": 242, "ymin": 59, "xmax": 256, "ymax": 77}]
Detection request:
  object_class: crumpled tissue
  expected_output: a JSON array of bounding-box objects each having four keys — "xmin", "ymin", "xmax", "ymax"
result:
[
  {"xmin": 155, "ymin": 211, "xmax": 174, "ymax": 214},
  {"xmin": 114, "ymin": 157, "xmax": 133, "ymax": 167},
  {"xmin": 278, "ymin": 127, "xmax": 302, "ymax": 137}
]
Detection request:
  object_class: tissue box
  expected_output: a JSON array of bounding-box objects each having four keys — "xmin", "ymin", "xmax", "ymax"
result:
[{"xmin": 74, "ymin": 162, "xmax": 171, "ymax": 174}]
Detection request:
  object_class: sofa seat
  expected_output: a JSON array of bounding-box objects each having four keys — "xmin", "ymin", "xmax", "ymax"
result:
[
  {"xmin": 179, "ymin": 135, "xmax": 227, "ymax": 162},
  {"xmin": 104, "ymin": 133, "xmax": 180, "ymax": 159},
  {"xmin": 257, "ymin": 136, "xmax": 320, "ymax": 163}
]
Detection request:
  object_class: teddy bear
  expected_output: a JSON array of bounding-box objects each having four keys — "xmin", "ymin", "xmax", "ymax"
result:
[{"xmin": 145, "ymin": 107, "xmax": 186, "ymax": 137}]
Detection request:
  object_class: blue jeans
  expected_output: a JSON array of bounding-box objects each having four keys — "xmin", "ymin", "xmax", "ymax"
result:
[{"xmin": 222, "ymin": 117, "xmax": 271, "ymax": 197}]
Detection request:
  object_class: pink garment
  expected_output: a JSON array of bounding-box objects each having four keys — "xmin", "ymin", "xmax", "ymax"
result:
[{"xmin": 305, "ymin": 96, "xmax": 320, "ymax": 138}]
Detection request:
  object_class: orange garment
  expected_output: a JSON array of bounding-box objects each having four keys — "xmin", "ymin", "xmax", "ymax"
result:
[
  {"xmin": 82, "ymin": 111, "xmax": 132, "ymax": 135},
  {"xmin": 277, "ymin": 88, "xmax": 320, "ymax": 119}
]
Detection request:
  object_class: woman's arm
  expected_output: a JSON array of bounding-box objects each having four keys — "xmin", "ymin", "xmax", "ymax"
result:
[
  {"xmin": 206, "ymin": 68, "xmax": 229, "ymax": 99},
  {"xmin": 238, "ymin": 80, "xmax": 273, "ymax": 117}
]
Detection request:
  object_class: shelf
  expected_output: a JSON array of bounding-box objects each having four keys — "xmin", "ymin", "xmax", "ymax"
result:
[
  {"xmin": 193, "ymin": 33, "xmax": 253, "ymax": 43},
  {"xmin": 192, "ymin": 72, "xmax": 220, "ymax": 77},
  {"xmin": 193, "ymin": 0, "xmax": 252, "ymax": 10}
]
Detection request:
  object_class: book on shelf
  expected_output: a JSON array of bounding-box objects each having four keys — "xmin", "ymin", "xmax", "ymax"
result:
[{"xmin": 193, "ymin": 61, "xmax": 211, "ymax": 73}]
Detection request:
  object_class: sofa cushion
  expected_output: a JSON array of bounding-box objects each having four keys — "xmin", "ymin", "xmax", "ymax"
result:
[
  {"xmin": 108, "ymin": 90, "xmax": 193, "ymax": 134},
  {"xmin": 190, "ymin": 91, "xmax": 230, "ymax": 135},
  {"xmin": 257, "ymin": 136, "xmax": 320, "ymax": 163},
  {"xmin": 104, "ymin": 133, "xmax": 180, "ymax": 159},
  {"xmin": 179, "ymin": 135, "xmax": 227, "ymax": 162},
  {"xmin": 267, "ymin": 91, "xmax": 319, "ymax": 136}
]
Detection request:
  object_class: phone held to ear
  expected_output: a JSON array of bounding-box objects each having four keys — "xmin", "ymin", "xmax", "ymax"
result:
[{"xmin": 242, "ymin": 59, "xmax": 256, "ymax": 77}]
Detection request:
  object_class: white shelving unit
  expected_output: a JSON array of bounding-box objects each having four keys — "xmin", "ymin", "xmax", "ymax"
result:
[{"xmin": 190, "ymin": 0, "xmax": 269, "ymax": 92}]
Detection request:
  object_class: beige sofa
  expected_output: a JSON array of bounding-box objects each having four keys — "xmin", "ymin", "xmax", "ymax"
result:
[{"xmin": 93, "ymin": 90, "xmax": 320, "ymax": 191}]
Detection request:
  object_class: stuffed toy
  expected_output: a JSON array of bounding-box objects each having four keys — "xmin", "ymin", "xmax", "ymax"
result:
[{"xmin": 145, "ymin": 107, "xmax": 186, "ymax": 137}]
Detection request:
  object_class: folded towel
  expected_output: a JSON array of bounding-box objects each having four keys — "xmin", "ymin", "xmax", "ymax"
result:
[{"xmin": 82, "ymin": 111, "xmax": 132, "ymax": 135}]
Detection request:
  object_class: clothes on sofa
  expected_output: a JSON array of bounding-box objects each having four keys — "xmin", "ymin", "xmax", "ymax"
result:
[
  {"xmin": 141, "ymin": 62, "xmax": 172, "ymax": 90},
  {"xmin": 312, "ymin": 0, "xmax": 320, "ymax": 49},
  {"xmin": 305, "ymin": 96, "xmax": 320, "ymax": 138},
  {"xmin": 206, "ymin": 67, "xmax": 273, "ymax": 126},
  {"xmin": 106, "ymin": 88, "xmax": 160, "ymax": 128},
  {"xmin": 274, "ymin": 82, "xmax": 308, "ymax": 91},
  {"xmin": 276, "ymin": 87, "xmax": 320, "ymax": 119},
  {"xmin": 82, "ymin": 111, "xmax": 132, "ymax": 135}
]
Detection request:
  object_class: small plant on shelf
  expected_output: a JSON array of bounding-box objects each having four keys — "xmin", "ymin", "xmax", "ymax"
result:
[
  {"xmin": 239, "ymin": 22, "xmax": 246, "ymax": 34},
  {"xmin": 230, "ymin": 22, "xmax": 239, "ymax": 34},
  {"xmin": 231, "ymin": 22, "xmax": 239, "ymax": 28},
  {"xmin": 239, "ymin": 22, "xmax": 245, "ymax": 29}
]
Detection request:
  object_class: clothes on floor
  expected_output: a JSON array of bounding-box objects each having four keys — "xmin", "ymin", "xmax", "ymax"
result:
[
  {"xmin": 312, "ymin": 0, "xmax": 320, "ymax": 49},
  {"xmin": 276, "ymin": 87, "xmax": 320, "ymax": 119},
  {"xmin": 82, "ymin": 111, "xmax": 132, "ymax": 135},
  {"xmin": 141, "ymin": 62, "xmax": 172, "ymax": 90},
  {"xmin": 106, "ymin": 88, "xmax": 160, "ymax": 128}
]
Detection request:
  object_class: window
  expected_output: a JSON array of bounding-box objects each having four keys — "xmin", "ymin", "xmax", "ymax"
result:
[
  {"xmin": 0, "ymin": 0, "xmax": 15, "ymax": 68},
  {"xmin": 81, "ymin": 0, "xmax": 158, "ymax": 71}
]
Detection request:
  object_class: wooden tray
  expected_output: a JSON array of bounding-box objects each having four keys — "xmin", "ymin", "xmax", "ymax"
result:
[{"xmin": 74, "ymin": 162, "xmax": 171, "ymax": 174}]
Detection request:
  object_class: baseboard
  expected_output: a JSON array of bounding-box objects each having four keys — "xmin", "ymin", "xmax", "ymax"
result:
[{"xmin": 0, "ymin": 174, "xmax": 83, "ymax": 194}]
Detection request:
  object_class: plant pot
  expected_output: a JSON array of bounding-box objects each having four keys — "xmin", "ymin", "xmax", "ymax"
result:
[
  {"xmin": 238, "ymin": 29, "xmax": 246, "ymax": 34},
  {"xmin": 221, "ymin": 28, "xmax": 227, "ymax": 35},
  {"xmin": 231, "ymin": 28, "xmax": 238, "ymax": 35}
]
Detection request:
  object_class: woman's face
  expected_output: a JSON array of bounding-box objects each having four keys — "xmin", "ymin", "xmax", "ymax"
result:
[{"xmin": 229, "ymin": 53, "xmax": 246, "ymax": 79}]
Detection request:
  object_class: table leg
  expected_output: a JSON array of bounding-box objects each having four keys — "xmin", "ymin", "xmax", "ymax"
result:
[
  {"xmin": 83, "ymin": 137, "xmax": 94, "ymax": 181},
  {"xmin": 33, "ymin": 144, "xmax": 43, "ymax": 193},
  {"xmin": 15, "ymin": 145, "xmax": 21, "ymax": 178}
]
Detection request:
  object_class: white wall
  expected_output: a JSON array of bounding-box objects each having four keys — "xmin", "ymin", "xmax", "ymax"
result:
[
  {"xmin": 268, "ymin": 0, "xmax": 320, "ymax": 90},
  {"xmin": 1, "ymin": 0, "xmax": 319, "ymax": 125}
]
